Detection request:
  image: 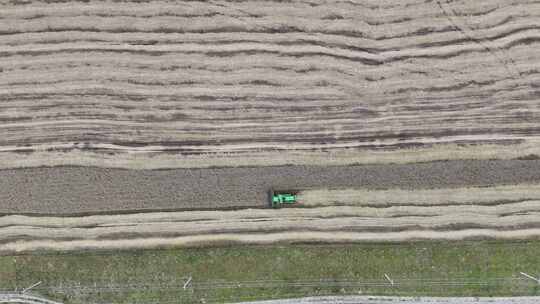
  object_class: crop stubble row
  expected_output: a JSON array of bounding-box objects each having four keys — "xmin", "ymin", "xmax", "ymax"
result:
[{"xmin": 0, "ymin": 0, "xmax": 539, "ymax": 168}]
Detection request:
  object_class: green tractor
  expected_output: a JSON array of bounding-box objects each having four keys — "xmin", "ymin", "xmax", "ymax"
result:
[{"xmin": 269, "ymin": 189, "xmax": 298, "ymax": 208}]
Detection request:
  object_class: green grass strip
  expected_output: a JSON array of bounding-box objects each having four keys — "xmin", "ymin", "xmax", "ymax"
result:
[{"xmin": 1, "ymin": 241, "xmax": 540, "ymax": 303}]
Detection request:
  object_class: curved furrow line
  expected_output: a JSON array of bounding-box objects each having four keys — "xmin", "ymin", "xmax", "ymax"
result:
[
  {"xmin": 1, "ymin": 107, "xmax": 538, "ymax": 134},
  {"xmin": 1, "ymin": 69, "xmax": 538, "ymax": 107},
  {"xmin": 2, "ymin": 29, "xmax": 539, "ymax": 68},
  {"xmin": 0, "ymin": 0, "xmax": 535, "ymax": 43},
  {"xmin": 0, "ymin": 0, "xmax": 451, "ymax": 12},
  {"xmin": 0, "ymin": 80, "xmax": 535, "ymax": 118},
  {"xmin": 0, "ymin": 93, "xmax": 352, "ymax": 108},
  {"xmin": 1, "ymin": 51, "xmax": 537, "ymax": 102},
  {"xmin": 0, "ymin": 53, "xmax": 370, "ymax": 77},
  {"xmin": 3, "ymin": 214, "xmax": 540, "ymax": 243},
  {"xmin": 0, "ymin": 137, "xmax": 522, "ymax": 157},
  {"xmin": 1, "ymin": 21, "xmax": 539, "ymax": 65},
  {"xmin": 0, "ymin": 26, "xmax": 533, "ymax": 55},
  {"xmin": 0, "ymin": 23, "xmax": 456, "ymax": 41},
  {"xmin": 0, "ymin": 47, "xmax": 378, "ymax": 67},
  {"xmin": 3, "ymin": 12, "xmax": 540, "ymax": 52},
  {"xmin": 0, "ymin": 98, "xmax": 366, "ymax": 116},
  {"xmin": 0, "ymin": 134, "xmax": 518, "ymax": 152},
  {"xmin": 0, "ymin": 131, "xmax": 510, "ymax": 151},
  {"xmin": 1, "ymin": 96, "xmax": 537, "ymax": 124},
  {"xmin": 1, "ymin": 13, "xmax": 539, "ymax": 47},
  {"xmin": 0, "ymin": 107, "xmax": 493, "ymax": 127},
  {"xmin": 2, "ymin": 200, "xmax": 540, "ymax": 228},
  {"xmin": 0, "ymin": 65, "xmax": 361, "ymax": 84},
  {"xmin": 0, "ymin": 110, "xmax": 375, "ymax": 128},
  {"xmin": 0, "ymin": 67, "xmax": 360, "ymax": 87},
  {"xmin": 2, "ymin": 0, "xmax": 536, "ymax": 25},
  {"xmin": 0, "ymin": 129, "xmax": 537, "ymax": 154},
  {"xmin": 2, "ymin": 39, "xmax": 536, "ymax": 74},
  {"xmin": 7, "ymin": 229, "xmax": 540, "ymax": 252},
  {"xmin": 0, "ymin": 1, "xmax": 536, "ymax": 36},
  {"xmin": 1, "ymin": 111, "xmax": 538, "ymax": 138},
  {"xmin": 0, "ymin": 81, "xmax": 347, "ymax": 98}
]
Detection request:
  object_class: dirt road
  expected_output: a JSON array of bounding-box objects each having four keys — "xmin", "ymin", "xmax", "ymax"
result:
[
  {"xmin": 2, "ymin": 159, "xmax": 540, "ymax": 214},
  {"xmin": 0, "ymin": 293, "xmax": 63, "ymax": 304},
  {"xmin": 235, "ymin": 296, "xmax": 540, "ymax": 304}
]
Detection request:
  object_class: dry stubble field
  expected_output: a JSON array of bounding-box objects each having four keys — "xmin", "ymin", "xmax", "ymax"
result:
[
  {"xmin": 4, "ymin": 183, "xmax": 540, "ymax": 252},
  {"xmin": 1, "ymin": 0, "xmax": 540, "ymax": 252},
  {"xmin": 1, "ymin": 0, "xmax": 540, "ymax": 168}
]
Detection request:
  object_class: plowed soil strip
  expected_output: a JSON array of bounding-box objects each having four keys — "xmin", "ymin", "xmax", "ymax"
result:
[{"xmin": 2, "ymin": 160, "xmax": 540, "ymax": 214}]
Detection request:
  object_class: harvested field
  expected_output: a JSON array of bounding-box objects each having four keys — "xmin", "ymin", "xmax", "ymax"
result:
[
  {"xmin": 2, "ymin": 0, "xmax": 540, "ymax": 254},
  {"xmin": 4, "ymin": 181, "xmax": 540, "ymax": 252},
  {"xmin": 295, "ymin": 184, "xmax": 540, "ymax": 207},
  {"xmin": 1, "ymin": 0, "xmax": 540, "ymax": 169}
]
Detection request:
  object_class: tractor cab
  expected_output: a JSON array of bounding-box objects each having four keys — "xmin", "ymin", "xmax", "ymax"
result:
[{"xmin": 269, "ymin": 189, "xmax": 298, "ymax": 208}]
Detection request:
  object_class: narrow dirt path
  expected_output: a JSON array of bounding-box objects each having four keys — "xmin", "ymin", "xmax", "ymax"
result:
[{"xmin": 234, "ymin": 296, "xmax": 540, "ymax": 304}]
